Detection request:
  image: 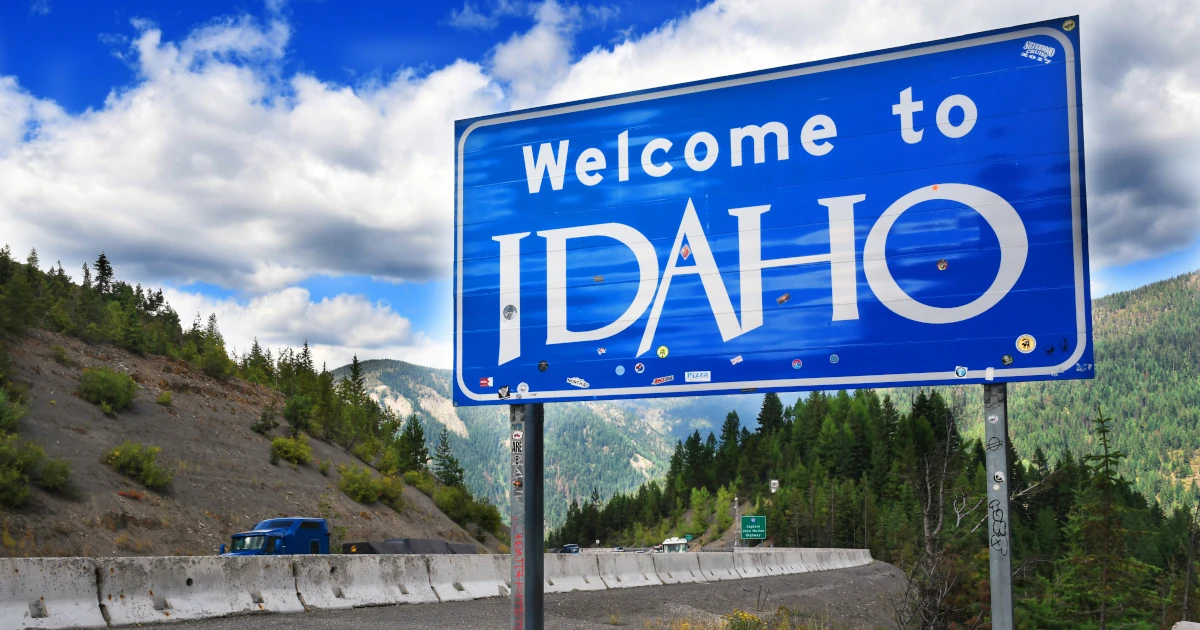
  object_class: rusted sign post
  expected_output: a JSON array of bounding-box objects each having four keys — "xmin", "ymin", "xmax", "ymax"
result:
[{"xmin": 510, "ymin": 403, "xmax": 544, "ymax": 629}]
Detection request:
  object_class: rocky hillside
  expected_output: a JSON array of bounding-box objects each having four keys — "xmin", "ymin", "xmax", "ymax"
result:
[{"xmin": 0, "ymin": 329, "xmax": 498, "ymax": 557}]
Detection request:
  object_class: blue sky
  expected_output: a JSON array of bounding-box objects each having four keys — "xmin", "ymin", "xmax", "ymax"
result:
[{"xmin": 1, "ymin": 0, "xmax": 1197, "ymax": 369}]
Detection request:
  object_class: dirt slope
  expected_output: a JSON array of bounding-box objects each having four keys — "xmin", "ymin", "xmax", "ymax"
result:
[{"xmin": 1, "ymin": 330, "xmax": 502, "ymax": 557}]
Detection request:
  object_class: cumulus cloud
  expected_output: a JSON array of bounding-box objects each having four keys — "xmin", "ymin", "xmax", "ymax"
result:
[
  {"xmin": 0, "ymin": 0, "xmax": 1197, "ymax": 368},
  {"xmin": 164, "ymin": 287, "xmax": 451, "ymax": 369},
  {"xmin": 447, "ymin": 0, "xmax": 525, "ymax": 30}
]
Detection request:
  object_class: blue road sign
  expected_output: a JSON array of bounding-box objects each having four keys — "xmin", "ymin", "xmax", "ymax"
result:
[{"xmin": 454, "ymin": 17, "xmax": 1092, "ymax": 406}]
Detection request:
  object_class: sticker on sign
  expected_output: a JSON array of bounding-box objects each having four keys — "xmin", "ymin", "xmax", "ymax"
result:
[
  {"xmin": 685, "ymin": 371, "xmax": 711, "ymax": 383},
  {"xmin": 454, "ymin": 17, "xmax": 1092, "ymax": 405}
]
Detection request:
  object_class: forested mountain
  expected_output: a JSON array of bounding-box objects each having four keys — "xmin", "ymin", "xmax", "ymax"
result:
[
  {"xmin": 550, "ymin": 389, "xmax": 1200, "ymax": 627},
  {"xmin": 887, "ymin": 270, "xmax": 1200, "ymax": 511}
]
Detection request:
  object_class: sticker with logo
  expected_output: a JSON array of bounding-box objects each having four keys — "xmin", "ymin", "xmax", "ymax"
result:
[
  {"xmin": 1001, "ymin": 355, "xmax": 1014, "ymax": 366},
  {"xmin": 517, "ymin": 382, "xmax": 529, "ymax": 395},
  {"xmin": 634, "ymin": 363, "xmax": 645, "ymax": 374},
  {"xmin": 498, "ymin": 385, "xmax": 511, "ymax": 399},
  {"xmin": 656, "ymin": 345, "xmax": 669, "ymax": 359},
  {"xmin": 538, "ymin": 360, "xmax": 548, "ymax": 372},
  {"xmin": 480, "ymin": 377, "xmax": 493, "ymax": 388},
  {"xmin": 651, "ymin": 375, "xmax": 675, "ymax": 385},
  {"xmin": 502, "ymin": 305, "xmax": 517, "ymax": 321},
  {"xmin": 791, "ymin": 359, "xmax": 802, "ymax": 370},
  {"xmin": 829, "ymin": 354, "xmax": 840, "ymax": 364},
  {"xmin": 937, "ymin": 259, "xmax": 948, "ymax": 271},
  {"xmin": 684, "ymin": 371, "xmax": 710, "ymax": 383},
  {"xmin": 1020, "ymin": 40, "xmax": 1055, "ymax": 64},
  {"xmin": 1016, "ymin": 334, "xmax": 1036, "ymax": 354},
  {"xmin": 954, "ymin": 366, "xmax": 968, "ymax": 378},
  {"xmin": 680, "ymin": 243, "xmax": 691, "ymax": 260},
  {"xmin": 566, "ymin": 377, "xmax": 590, "ymax": 389},
  {"xmin": 597, "ymin": 347, "xmax": 606, "ymax": 355},
  {"xmin": 730, "ymin": 355, "xmax": 743, "ymax": 365},
  {"xmin": 776, "ymin": 292, "xmax": 791, "ymax": 304},
  {"xmin": 615, "ymin": 365, "xmax": 625, "ymax": 376}
]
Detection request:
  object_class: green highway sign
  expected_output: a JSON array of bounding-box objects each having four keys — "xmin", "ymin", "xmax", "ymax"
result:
[
  {"xmin": 740, "ymin": 515, "xmax": 766, "ymax": 539},
  {"xmin": 684, "ymin": 535, "xmax": 693, "ymax": 542}
]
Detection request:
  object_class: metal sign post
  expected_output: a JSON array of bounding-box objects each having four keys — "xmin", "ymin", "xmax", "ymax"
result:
[
  {"xmin": 510, "ymin": 403, "xmax": 544, "ymax": 630},
  {"xmin": 984, "ymin": 384, "xmax": 1014, "ymax": 629}
]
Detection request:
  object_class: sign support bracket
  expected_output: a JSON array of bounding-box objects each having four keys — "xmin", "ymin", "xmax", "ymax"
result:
[
  {"xmin": 510, "ymin": 403, "xmax": 544, "ymax": 630},
  {"xmin": 984, "ymin": 383, "xmax": 1014, "ymax": 629}
]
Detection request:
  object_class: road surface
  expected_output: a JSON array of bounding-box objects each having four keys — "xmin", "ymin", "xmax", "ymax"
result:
[{"xmin": 163, "ymin": 561, "xmax": 904, "ymax": 629}]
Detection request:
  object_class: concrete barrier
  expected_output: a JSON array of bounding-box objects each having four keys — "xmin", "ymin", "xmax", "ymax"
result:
[
  {"xmin": 426, "ymin": 554, "xmax": 510, "ymax": 602},
  {"xmin": 0, "ymin": 557, "xmax": 106, "ymax": 629},
  {"xmin": 696, "ymin": 553, "xmax": 740, "ymax": 581},
  {"xmin": 734, "ymin": 552, "xmax": 768, "ymax": 579},
  {"xmin": 98, "ymin": 556, "xmax": 297, "ymax": 625},
  {"xmin": 651, "ymin": 553, "xmax": 707, "ymax": 584},
  {"xmin": 544, "ymin": 554, "xmax": 605, "ymax": 593},
  {"xmin": 597, "ymin": 554, "xmax": 661, "ymax": 589},
  {"xmin": 757, "ymin": 552, "xmax": 788, "ymax": 576},
  {"xmin": 293, "ymin": 555, "xmax": 436, "ymax": 609}
]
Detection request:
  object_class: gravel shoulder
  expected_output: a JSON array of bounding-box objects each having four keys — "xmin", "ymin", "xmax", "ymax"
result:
[{"xmin": 163, "ymin": 561, "xmax": 905, "ymax": 629}]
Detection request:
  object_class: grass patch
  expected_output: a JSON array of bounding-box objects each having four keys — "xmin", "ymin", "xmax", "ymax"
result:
[
  {"xmin": 0, "ymin": 390, "xmax": 22, "ymax": 434},
  {"xmin": 79, "ymin": 367, "xmax": 137, "ymax": 411},
  {"xmin": 51, "ymin": 345, "xmax": 72, "ymax": 366},
  {"xmin": 155, "ymin": 391, "xmax": 173, "ymax": 406},
  {"xmin": 318, "ymin": 459, "xmax": 330, "ymax": 476},
  {"xmin": 102, "ymin": 441, "xmax": 172, "ymax": 489},
  {"xmin": 269, "ymin": 434, "xmax": 312, "ymax": 465}
]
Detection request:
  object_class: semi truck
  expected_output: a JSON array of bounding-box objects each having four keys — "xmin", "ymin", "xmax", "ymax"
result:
[{"xmin": 220, "ymin": 517, "xmax": 330, "ymax": 556}]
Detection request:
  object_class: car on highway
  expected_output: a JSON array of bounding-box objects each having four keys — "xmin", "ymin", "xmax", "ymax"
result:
[
  {"xmin": 220, "ymin": 517, "xmax": 329, "ymax": 556},
  {"xmin": 661, "ymin": 537, "xmax": 688, "ymax": 553},
  {"xmin": 559, "ymin": 543, "xmax": 580, "ymax": 554},
  {"xmin": 613, "ymin": 546, "xmax": 624, "ymax": 552}
]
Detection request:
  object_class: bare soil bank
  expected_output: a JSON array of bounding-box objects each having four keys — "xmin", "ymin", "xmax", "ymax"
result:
[{"xmin": 1, "ymin": 329, "xmax": 500, "ymax": 557}]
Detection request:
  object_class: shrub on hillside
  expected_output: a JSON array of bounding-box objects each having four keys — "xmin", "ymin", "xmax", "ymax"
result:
[
  {"xmin": 433, "ymin": 485, "xmax": 472, "ymax": 523},
  {"xmin": 0, "ymin": 389, "xmax": 23, "ymax": 433},
  {"xmin": 102, "ymin": 441, "xmax": 172, "ymax": 489},
  {"xmin": 155, "ymin": 391, "xmax": 173, "ymax": 406},
  {"xmin": 402, "ymin": 470, "xmax": 436, "ymax": 497},
  {"xmin": 377, "ymin": 475, "xmax": 406, "ymax": 511},
  {"xmin": 270, "ymin": 434, "xmax": 312, "ymax": 465},
  {"xmin": 79, "ymin": 367, "xmax": 138, "ymax": 411},
  {"xmin": 251, "ymin": 404, "xmax": 280, "ymax": 435},
  {"xmin": 338, "ymin": 464, "xmax": 381, "ymax": 504},
  {"xmin": 0, "ymin": 434, "xmax": 71, "ymax": 506},
  {"xmin": 470, "ymin": 498, "xmax": 503, "ymax": 535}
]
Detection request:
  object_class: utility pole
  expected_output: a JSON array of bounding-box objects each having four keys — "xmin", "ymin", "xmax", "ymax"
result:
[
  {"xmin": 984, "ymin": 384, "xmax": 1013, "ymax": 630},
  {"xmin": 510, "ymin": 403, "xmax": 544, "ymax": 630}
]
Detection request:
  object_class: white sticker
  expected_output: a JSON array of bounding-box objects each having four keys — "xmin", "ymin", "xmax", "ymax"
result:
[
  {"xmin": 985, "ymin": 367, "xmax": 995, "ymax": 381},
  {"xmin": 684, "ymin": 371, "xmax": 711, "ymax": 383},
  {"xmin": 730, "ymin": 355, "xmax": 743, "ymax": 365},
  {"xmin": 566, "ymin": 377, "xmax": 590, "ymax": 388},
  {"xmin": 517, "ymin": 382, "xmax": 529, "ymax": 394}
]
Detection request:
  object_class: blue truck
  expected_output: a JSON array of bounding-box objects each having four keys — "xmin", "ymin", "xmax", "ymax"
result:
[{"xmin": 219, "ymin": 517, "xmax": 330, "ymax": 556}]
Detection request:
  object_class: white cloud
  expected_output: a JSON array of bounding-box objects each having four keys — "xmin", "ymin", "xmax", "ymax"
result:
[
  {"xmin": 164, "ymin": 287, "xmax": 452, "ymax": 369},
  {"xmin": 1, "ymin": 0, "xmax": 1198, "ymax": 369},
  {"xmin": 447, "ymin": 1, "xmax": 525, "ymax": 30},
  {"xmin": 29, "ymin": 0, "xmax": 50, "ymax": 16}
]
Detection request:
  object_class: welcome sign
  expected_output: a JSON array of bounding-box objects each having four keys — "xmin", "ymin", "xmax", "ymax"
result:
[{"xmin": 454, "ymin": 17, "xmax": 1092, "ymax": 406}]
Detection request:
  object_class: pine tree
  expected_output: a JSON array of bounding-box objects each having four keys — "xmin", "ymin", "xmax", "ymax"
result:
[
  {"xmin": 1054, "ymin": 409, "xmax": 1155, "ymax": 628},
  {"xmin": 433, "ymin": 427, "xmax": 465, "ymax": 487},
  {"xmin": 757, "ymin": 392, "xmax": 784, "ymax": 434},
  {"xmin": 395, "ymin": 414, "xmax": 430, "ymax": 473},
  {"xmin": 93, "ymin": 252, "xmax": 113, "ymax": 295}
]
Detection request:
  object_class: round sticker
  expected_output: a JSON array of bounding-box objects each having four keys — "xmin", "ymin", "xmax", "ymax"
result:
[
  {"xmin": 512, "ymin": 430, "xmax": 523, "ymax": 440},
  {"xmin": 615, "ymin": 365, "xmax": 625, "ymax": 376},
  {"xmin": 829, "ymin": 354, "xmax": 840, "ymax": 364},
  {"xmin": 517, "ymin": 382, "xmax": 529, "ymax": 394},
  {"xmin": 791, "ymin": 359, "xmax": 803, "ymax": 370},
  {"xmin": 656, "ymin": 345, "xmax": 669, "ymax": 359},
  {"xmin": 1016, "ymin": 334, "xmax": 1036, "ymax": 354},
  {"xmin": 503, "ymin": 304, "xmax": 517, "ymax": 321},
  {"xmin": 937, "ymin": 259, "xmax": 948, "ymax": 271},
  {"xmin": 538, "ymin": 360, "xmax": 548, "ymax": 372},
  {"xmin": 1001, "ymin": 354, "xmax": 1014, "ymax": 366},
  {"xmin": 954, "ymin": 366, "xmax": 968, "ymax": 378},
  {"xmin": 634, "ymin": 362, "xmax": 645, "ymax": 374}
]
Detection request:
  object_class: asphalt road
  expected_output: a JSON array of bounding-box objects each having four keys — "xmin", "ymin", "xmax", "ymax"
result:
[{"xmin": 162, "ymin": 561, "xmax": 904, "ymax": 629}]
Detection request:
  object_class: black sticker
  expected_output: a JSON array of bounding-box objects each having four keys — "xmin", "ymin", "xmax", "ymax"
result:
[
  {"xmin": 498, "ymin": 385, "xmax": 511, "ymax": 399},
  {"xmin": 537, "ymin": 360, "xmax": 548, "ymax": 372},
  {"xmin": 1001, "ymin": 355, "xmax": 1014, "ymax": 366},
  {"xmin": 1060, "ymin": 337, "xmax": 1070, "ymax": 352}
]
